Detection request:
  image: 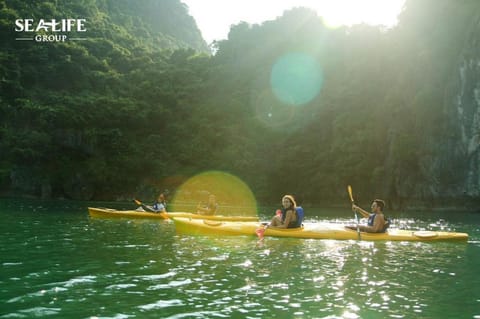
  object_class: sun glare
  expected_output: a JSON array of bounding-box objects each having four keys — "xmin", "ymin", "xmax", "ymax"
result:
[
  {"xmin": 170, "ymin": 171, "xmax": 258, "ymax": 216},
  {"xmin": 309, "ymin": 0, "xmax": 405, "ymax": 28},
  {"xmin": 183, "ymin": 0, "xmax": 406, "ymax": 43}
]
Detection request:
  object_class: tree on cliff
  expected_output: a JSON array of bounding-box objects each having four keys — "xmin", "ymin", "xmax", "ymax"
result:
[{"xmin": 0, "ymin": 0, "xmax": 478, "ymax": 208}]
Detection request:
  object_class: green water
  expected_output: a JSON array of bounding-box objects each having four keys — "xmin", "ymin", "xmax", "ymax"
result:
[{"xmin": 1, "ymin": 199, "xmax": 480, "ymax": 319}]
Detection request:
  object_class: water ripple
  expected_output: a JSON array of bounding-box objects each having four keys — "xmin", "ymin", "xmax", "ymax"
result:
[
  {"xmin": 1, "ymin": 205, "xmax": 479, "ymax": 319},
  {"xmin": 19, "ymin": 307, "xmax": 61, "ymax": 316},
  {"xmin": 149, "ymin": 278, "xmax": 192, "ymax": 290},
  {"xmin": 138, "ymin": 299, "xmax": 185, "ymax": 310}
]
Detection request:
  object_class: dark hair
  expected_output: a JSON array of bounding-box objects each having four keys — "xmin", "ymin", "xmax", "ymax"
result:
[{"xmin": 373, "ymin": 199, "xmax": 385, "ymax": 211}]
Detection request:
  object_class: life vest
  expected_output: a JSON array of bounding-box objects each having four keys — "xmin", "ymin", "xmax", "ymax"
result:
[
  {"xmin": 207, "ymin": 203, "xmax": 218, "ymax": 214},
  {"xmin": 153, "ymin": 202, "xmax": 166, "ymax": 212},
  {"xmin": 295, "ymin": 207, "xmax": 304, "ymax": 227},
  {"xmin": 368, "ymin": 213, "xmax": 390, "ymax": 232},
  {"xmin": 281, "ymin": 206, "xmax": 305, "ymax": 228}
]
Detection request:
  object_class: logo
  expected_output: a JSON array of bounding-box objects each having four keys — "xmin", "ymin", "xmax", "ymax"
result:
[{"xmin": 15, "ymin": 19, "xmax": 87, "ymax": 42}]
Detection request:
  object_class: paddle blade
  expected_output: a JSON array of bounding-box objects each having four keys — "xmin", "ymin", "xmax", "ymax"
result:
[
  {"xmin": 255, "ymin": 227, "xmax": 266, "ymax": 240},
  {"xmin": 134, "ymin": 199, "xmax": 142, "ymax": 206},
  {"xmin": 347, "ymin": 185, "xmax": 354, "ymax": 203}
]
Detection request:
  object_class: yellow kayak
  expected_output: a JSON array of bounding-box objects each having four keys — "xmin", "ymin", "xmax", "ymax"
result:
[
  {"xmin": 88, "ymin": 207, "xmax": 168, "ymax": 219},
  {"xmin": 88, "ymin": 207, "xmax": 259, "ymax": 222},
  {"xmin": 164, "ymin": 212, "xmax": 258, "ymax": 222},
  {"xmin": 172, "ymin": 218, "xmax": 469, "ymax": 242}
]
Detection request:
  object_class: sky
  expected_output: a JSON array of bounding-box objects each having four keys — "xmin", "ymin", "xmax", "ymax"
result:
[{"xmin": 182, "ymin": 0, "xmax": 406, "ymax": 44}]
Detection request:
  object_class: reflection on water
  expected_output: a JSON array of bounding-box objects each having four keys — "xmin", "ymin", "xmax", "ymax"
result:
[{"xmin": 0, "ymin": 202, "xmax": 479, "ymax": 318}]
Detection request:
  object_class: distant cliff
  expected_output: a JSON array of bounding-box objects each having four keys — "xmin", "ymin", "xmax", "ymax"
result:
[
  {"xmin": 383, "ymin": 2, "xmax": 480, "ymax": 210},
  {"xmin": 443, "ymin": 8, "xmax": 480, "ymax": 204},
  {"xmin": 105, "ymin": 0, "xmax": 209, "ymax": 52}
]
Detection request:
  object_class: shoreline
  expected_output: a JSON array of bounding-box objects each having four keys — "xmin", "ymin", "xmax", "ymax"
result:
[{"xmin": 1, "ymin": 195, "xmax": 479, "ymax": 213}]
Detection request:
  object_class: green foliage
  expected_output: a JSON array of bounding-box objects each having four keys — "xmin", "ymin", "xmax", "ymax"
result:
[{"xmin": 0, "ymin": 0, "xmax": 476, "ymax": 205}]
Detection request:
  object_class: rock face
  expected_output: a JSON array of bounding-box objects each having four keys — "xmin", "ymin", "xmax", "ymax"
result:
[
  {"xmin": 445, "ymin": 11, "xmax": 480, "ymax": 202},
  {"xmin": 383, "ymin": 8, "xmax": 480, "ymax": 210},
  {"xmin": 63, "ymin": 174, "xmax": 95, "ymax": 201},
  {"xmin": 429, "ymin": 10, "xmax": 480, "ymax": 209}
]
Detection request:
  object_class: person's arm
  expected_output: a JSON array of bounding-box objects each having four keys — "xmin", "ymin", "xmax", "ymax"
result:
[
  {"xmin": 197, "ymin": 204, "xmax": 215, "ymax": 215},
  {"xmin": 269, "ymin": 209, "xmax": 294, "ymax": 229},
  {"xmin": 197, "ymin": 202, "xmax": 206, "ymax": 214},
  {"xmin": 353, "ymin": 204, "xmax": 370, "ymax": 218},
  {"xmin": 203, "ymin": 206, "xmax": 215, "ymax": 215}
]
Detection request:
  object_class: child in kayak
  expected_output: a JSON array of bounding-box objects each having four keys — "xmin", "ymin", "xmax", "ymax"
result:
[
  {"xmin": 152, "ymin": 193, "xmax": 167, "ymax": 213},
  {"xmin": 134, "ymin": 193, "xmax": 166, "ymax": 213}
]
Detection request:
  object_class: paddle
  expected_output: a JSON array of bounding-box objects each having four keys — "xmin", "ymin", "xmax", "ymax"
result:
[
  {"xmin": 347, "ymin": 185, "xmax": 361, "ymax": 239},
  {"xmin": 255, "ymin": 209, "xmax": 282, "ymax": 240},
  {"xmin": 133, "ymin": 199, "xmax": 155, "ymax": 212},
  {"xmin": 255, "ymin": 226, "xmax": 266, "ymax": 240}
]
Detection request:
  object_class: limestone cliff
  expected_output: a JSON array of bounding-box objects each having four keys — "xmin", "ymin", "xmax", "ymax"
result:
[
  {"xmin": 448, "ymin": 10, "xmax": 480, "ymax": 199},
  {"xmin": 390, "ymin": 7, "xmax": 480, "ymax": 209}
]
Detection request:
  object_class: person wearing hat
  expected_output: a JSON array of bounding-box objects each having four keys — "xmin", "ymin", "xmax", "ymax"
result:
[{"xmin": 269, "ymin": 195, "xmax": 298, "ymax": 229}]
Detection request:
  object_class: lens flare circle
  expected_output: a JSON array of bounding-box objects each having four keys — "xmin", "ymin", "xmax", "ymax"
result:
[
  {"xmin": 270, "ymin": 52, "xmax": 323, "ymax": 106},
  {"xmin": 171, "ymin": 171, "xmax": 257, "ymax": 216}
]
